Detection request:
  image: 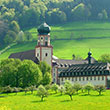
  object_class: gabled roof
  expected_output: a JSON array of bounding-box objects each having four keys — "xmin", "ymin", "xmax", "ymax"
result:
[
  {"xmin": 9, "ymin": 50, "xmax": 39, "ymax": 64},
  {"xmin": 59, "ymin": 63, "xmax": 110, "ymax": 77}
]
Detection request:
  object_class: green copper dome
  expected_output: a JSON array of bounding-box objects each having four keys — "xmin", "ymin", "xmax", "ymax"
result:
[
  {"xmin": 37, "ymin": 22, "xmax": 51, "ymax": 35},
  {"xmin": 88, "ymin": 51, "xmax": 92, "ymax": 56}
]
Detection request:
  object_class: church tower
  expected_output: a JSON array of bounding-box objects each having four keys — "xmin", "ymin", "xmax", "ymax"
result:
[{"xmin": 35, "ymin": 22, "xmax": 53, "ymax": 67}]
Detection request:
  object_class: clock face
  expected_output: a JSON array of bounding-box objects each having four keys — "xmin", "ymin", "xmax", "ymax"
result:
[{"xmin": 41, "ymin": 37, "xmax": 43, "ymax": 40}]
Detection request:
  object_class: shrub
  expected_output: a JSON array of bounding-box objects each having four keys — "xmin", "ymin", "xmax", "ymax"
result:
[
  {"xmin": 45, "ymin": 84, "xmax": 51, "ymax": 91},
  {"xmin": 94, "ymin": 85, "xmax": 106, "ymax": 95},
  {"xmin": 58, "ymin": 85, "xmax": 65, "ymax": 95},
  {"xmin": 13, "ymin": 87, "xmax": 20, "ymax": 95},
  {"xmin": 29, "ymin": 86, "xmax": 36, "ymax": 94},
  {"xmin": 37, "ymin": 85, "xmax": 48, "ymax": 101},
  {"xmin": 84, "ymin": 83, "xmax": 94, "ymax": 95},
  {"xmin": 51, "ymin": 84, "xmax": 59, "ymax": 93},
  {"xmin": 73, "ymin": 83, "xmax": 82, "ymax": 94},
  {"xmin": 2, "ymin": 86, "xmax": 13, "ymax": 95},
  {"xmin": 24, "ymin": 87, "xmax": 29, "ymax": 95},
  {"xmin": 64, "ymin": 81, "xmax": 75, "ymax": 100}
]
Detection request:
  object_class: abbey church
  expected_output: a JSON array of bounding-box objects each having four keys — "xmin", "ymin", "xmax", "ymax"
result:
[{"xmin": 9, "ymin": 23, "xmax": 110, "ymax": 88}]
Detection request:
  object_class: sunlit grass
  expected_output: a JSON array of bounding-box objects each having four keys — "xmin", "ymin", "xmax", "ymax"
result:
[
  {"xmin": 1, "ymin": 21, "xmax": 110, "ymax": 60},
  {"xmin": 0, "ymin": 90, "xmax": 110, "ymax": 110}
]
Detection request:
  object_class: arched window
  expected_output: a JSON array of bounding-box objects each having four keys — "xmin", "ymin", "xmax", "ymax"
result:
[
  {"xmin": 37, "ymin": 53, "xmax": 39, "ymax": 57},
  {"xmin": 45, "ymin": 53, "xmax": 48, "ymax": 57}
]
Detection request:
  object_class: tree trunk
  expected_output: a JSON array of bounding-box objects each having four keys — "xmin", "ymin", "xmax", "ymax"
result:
[
  {"xmin": 77, "ymin": 91, "xmax": 78, "ymax": 94},
  {"xmin": 70, "ymin": 95, "xmax": 73, "ymax": 101},
  {"xmin": 61, "ymin": 92, "xmax": 62, "ymax": 95},
  {"xmin": 99, "ymin": 91, "xmax": 101, "ymax": 95},
  {"xmin": 31, "ymin": 90, "xmax": 33, "ymax": 94},
  {"xmin": 88, "ymin": 90, "xmax": 90, "ymax": 95},
  {"xmin": 41, "ymin": 96, "xmax": 43, "ymax": 101}
]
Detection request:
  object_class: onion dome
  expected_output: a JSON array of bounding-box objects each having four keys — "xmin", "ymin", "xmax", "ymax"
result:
[
  {"xmin": 37, "ymin": 22, "xmax": 51, "ymax": 35},
  {"xmin": 88, "ymin": 51, "xmax": 92, "ymax": 56}
]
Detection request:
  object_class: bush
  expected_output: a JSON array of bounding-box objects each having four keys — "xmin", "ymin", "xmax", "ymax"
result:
[
  {"xmin": 58, "ymin": 85, "xmax": 65, "ymax": 95},
  {"xmin": 37, "ymin": 85, "xmax": 48, "ymax": 101},
  {"xmin": 64, "ymin": 81, "xmax": 75, "ymax": 100},
  {"xmin": 94, "ymin": 85, "xmax": 106, "ymax": 95},
  {"xmin": 24, "ymin": 87, "xmax": 29, "ymax": 95},
  {"xmin": 73, "ymin": 83, "xmax": 82, "ymax": 94},
  {"xmin": 12, "ymin": 87, "xmax": 20, "ymax": 95},
  {"xmin": 28, "ymin": 86, "xmax": 36, "ymax": 94},
  {"xmin": 84, "ymin": 83, "xmax": 94, "ymax": 95},
  {"xmin": 51, "ymin": 84, "xmax": 59, "ymax": 93},
  {"xmin": 2, "ymin": 86, "xmax": 13, "ymax": 95},
  {"xmin": 45, "ymin": 84, "xmax": 51, "ymax": 91}
]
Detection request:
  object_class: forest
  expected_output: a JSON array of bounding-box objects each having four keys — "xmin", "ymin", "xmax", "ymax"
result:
[{"xmin": 0, "ymin": 0, "xmax": 110, "ymax": 46}]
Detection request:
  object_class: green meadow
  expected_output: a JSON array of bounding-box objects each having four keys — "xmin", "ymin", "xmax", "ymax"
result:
[
  {"xmin": 29, "ymin": 21, "xmax": 110, "ymax": 39},
  {"xmin": 1, "ymin": 21, "xmax": 110, "ymax": 60},
  {"xmin": 0, "ymin": 90, "xmax": 110, "ymax": 110}
]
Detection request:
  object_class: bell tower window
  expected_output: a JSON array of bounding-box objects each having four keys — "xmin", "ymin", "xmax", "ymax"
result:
[
  {"xmin": 37, "ymin": 53, "xmax": 39, "ymax": 57},
  {"xmin": 45, "ymin": 53, "xmax": 48, "ymax": 57},
  {"xmin": 45, "ymin": 41, "xmax": 48, "ymax": 46}
]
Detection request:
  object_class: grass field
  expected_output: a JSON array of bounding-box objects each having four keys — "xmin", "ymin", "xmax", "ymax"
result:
[
  {"xmin": 0, "ymin": 90, "xmax": 110, "ymax": 110},
  {"xmin": 1, "ymin": 38, "xmax": 110, "ymax": 60},
  {"xmin": 1, "ymin": 21, "xmax": 110, "ymax": 60},
  {"xmin": 29, "ymin": 21, "xmax": 110, "ymax": 39}
]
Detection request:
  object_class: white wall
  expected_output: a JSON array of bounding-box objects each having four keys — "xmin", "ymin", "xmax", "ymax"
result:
[
  {"xmin": 35, "ymin": 48, "xmax": 40, "ymax": 61},
  {"xmin": 52, "ymin": 67, "xmax": 58, "ymax": 83},
  {"xmin": 42, "ymin": 47, "xmax": 52, "ymax": 66},
  {"xmin": 60, "ymin": 76, "xmax": 106, "ymax": 86},
  {"xmin": 36, "ymin": 47, "xmax": 52, "ymax": 66}
]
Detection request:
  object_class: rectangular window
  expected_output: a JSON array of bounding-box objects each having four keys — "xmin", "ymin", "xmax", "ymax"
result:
[
  {"xmin": 75, "ymin": 77, "xmax": 77, "ymax": 81},
  {"xmin": 87, "ymin": 77, "xmax": 88, "ymax": 81},
  {"xmin": 54, "ymin": 73, "xmax": 55, "ymax": 77},
  {"xmin": 98, "ymin": 76, "xmax": 100, "ymax": 80},
  {"xmin": 45, "ymin": 37, "xmax": 48, "ymax": 41},
  {"xmin": 102, "ymin": 76, "xmax": 104, "ymax": 80},
  {"xmin": 83, "ymin": 77, "xmax": 85, "ymax": 81},
  {"xmin": 79, "ymin": 77, "xmax": 81, "ymax": 81},
  {"xmin": 45, "ymin": 42, "xmax": 48, "ymax": 46},
  {"xmin": 94, "ymin": 77, "xmax": 96, "ymax": 80},
  {"xmin": 90, "ymin": 77, "xmax": 92, "ymax": 80},
  {"xmin": 62, "ymin": 78, "xmax": 63, "ymax": 81},
  {"xmin": 72, "ymin": 77, "xmax": 74, "ymax": 81}
]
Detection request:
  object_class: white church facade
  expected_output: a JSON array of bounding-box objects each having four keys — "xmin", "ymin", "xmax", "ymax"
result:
[{"xmin": 9, "ymin": 22, "xmax": 110, "ymax": 88}]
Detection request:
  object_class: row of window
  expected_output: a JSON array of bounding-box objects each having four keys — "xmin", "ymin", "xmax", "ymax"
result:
[
  {"xmin": 61, "ymin": 71, "xmax": 109, "ymax": 76},
  {"xmin": 37, "ymin": 53, "xmax": 48, "ymax": 57},
  {"xmin": 38, "ymin": 41, "xmax": 48, "ymax": 46},
  {"xmin": 61, "ymin": 76, "xmax": 105, "ymax": 81},
  {"xmin": 39, "ymin": 37, "xmax": 49, "ymax": 41}
]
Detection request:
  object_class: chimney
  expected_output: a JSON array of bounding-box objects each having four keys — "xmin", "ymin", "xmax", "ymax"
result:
[{"xmin": 88, "ymin": 51, "xmax": 92, "ymax": 64}]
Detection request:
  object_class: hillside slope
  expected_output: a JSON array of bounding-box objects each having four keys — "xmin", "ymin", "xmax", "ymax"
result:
[{"xmin": 1, "ymin": 22, "xmax": 110, "ymax": 60}]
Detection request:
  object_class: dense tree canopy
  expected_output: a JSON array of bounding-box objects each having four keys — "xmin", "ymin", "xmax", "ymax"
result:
[
  {"xmin": 0, "ymin": 0, "xmax": 110, "ymax": 29},
  {"xmin": 0, "ymin": 59, "xmax": 52, "ymax": 88}
]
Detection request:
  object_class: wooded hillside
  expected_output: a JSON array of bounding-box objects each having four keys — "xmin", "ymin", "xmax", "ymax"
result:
[{"xmin": 0, "ymin": 0, "xmax": 110, "ymax": 28}]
